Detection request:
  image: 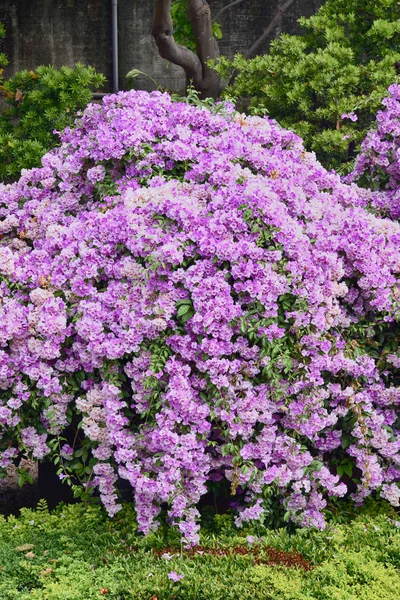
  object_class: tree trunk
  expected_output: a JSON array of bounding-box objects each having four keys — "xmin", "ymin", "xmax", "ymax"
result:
[{"xmin": 152, "ymin": 0, "xmax": 220, "ymax": 99}]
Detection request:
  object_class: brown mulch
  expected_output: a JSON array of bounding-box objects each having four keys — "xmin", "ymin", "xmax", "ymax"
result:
[{"xmin": 153, "ymin": 544, "xmax": 312, "ymax": 571}]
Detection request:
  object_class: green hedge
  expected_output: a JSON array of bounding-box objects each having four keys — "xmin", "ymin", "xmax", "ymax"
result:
[{"xmin": 0, "ymin": 501, "xmax": 399, "ymax": 599}]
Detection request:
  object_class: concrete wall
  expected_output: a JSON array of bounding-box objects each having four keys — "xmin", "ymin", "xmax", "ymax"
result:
[
  {"xmin": 0, "ymin": 1, "xmax": 323, "ymax": 93},
  {"xmin": 0, "ymin": 1, "xmax": 113, "ymax": 83}
]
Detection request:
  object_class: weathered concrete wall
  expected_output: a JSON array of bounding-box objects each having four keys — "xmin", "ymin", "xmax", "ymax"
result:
[
  {"xmin": 0, "ymin": 1, "xmax": 113, "ymax": 83},
  {"xmin": 0, "ymin": 0, "xmax": 323, "ymax": 93}
]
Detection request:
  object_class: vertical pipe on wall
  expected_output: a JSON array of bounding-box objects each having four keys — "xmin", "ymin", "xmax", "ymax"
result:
[{"xmin": 111, "ymin": 0, "xmax": 119, "ymax": 93}]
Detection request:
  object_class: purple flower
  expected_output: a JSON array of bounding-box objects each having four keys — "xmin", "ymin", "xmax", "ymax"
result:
[
  {"xmin": 341, "ymin": 111, "xmax": 358, "ymax": 122},
  {"xmin": 350, "ymin": 83, "xmax": 400, "ymax": 218},
  {"xmin": 87, "ymin": 165, "xmax": 106, "ymax": 184},
  {"xmin": 168, "ymin": 572, "xmax": 184, "ymax": 582},
  {"xmin": 60, "ymin": 444, "xmax": 74, "ymax": 459}
]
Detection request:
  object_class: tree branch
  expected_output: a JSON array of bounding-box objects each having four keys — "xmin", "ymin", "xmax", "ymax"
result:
[
  {"xmin": 152, "ymin": 0, "xmax": 203, "ymax": 85},
  {"xmin": 152, "ymin": 0, "xmax": 220, "ymax": 99},
  {"xmin": 244, "ymin": 0, "xmax": 297, "ymax": 59},
  {"xmin": 212, "ymin": 0, "xmax": 245, "ymax": 24},
  {"xmin": 187, "ymin": 0, "xmax": 220, "ymax": 96}
]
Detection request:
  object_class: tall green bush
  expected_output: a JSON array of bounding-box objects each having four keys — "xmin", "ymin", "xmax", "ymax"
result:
[
  {"xmin": 217, "ymin": 0, "xmax": 400, "ymax": 173},
  {"xmin": 0, "ymin": 63, "xmax": 105, "ymax": 181}
]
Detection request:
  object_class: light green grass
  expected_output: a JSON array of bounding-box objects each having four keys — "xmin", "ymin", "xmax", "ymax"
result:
[{"xmin": 0, "ymin": 501, "xmax": 399, "ymax": 599}]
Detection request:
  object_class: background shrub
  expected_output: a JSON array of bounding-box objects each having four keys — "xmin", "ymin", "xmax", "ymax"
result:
[
  {"xmin": 217, "ymin": 0, "xmax": 400, "ymax": 173},
  {"xmin": 0, "ymin": 22, "xmax": 8, "ymax": 86},
  {"xmin": 170, "ymin": 0, "xmax": 222, "ymax": 51},
  {"xmin": 0, "ymin": 63, "xmax": 105, "ymax": 181}
]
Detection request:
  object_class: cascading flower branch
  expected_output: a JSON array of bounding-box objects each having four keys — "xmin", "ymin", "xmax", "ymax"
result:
[
  {"xmin": 0, "ymin": 90, "xmax": 399, "ymax": 545},
  {"xmin": 349, "ymin": 83, "xmax": 400, "ymax": 220}
]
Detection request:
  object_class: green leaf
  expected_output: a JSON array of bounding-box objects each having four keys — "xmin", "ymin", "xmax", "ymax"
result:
[
  {"xmin": 177, "ymin": 304, "xmax": 191, "ymax": 317},
  {"xmin": 341, "ymin": 434, "xmax": 354, "ymax": 450},
  {"xmin": 126, "ymin": 68, "xmax": 148, "ymax": 80}
]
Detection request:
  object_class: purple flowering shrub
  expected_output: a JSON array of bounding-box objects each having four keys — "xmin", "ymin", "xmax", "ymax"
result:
[
  {"xmin": 0, "ymin": 91, "xmax": 399, "ymax": 544},
  {"xmin": 350, "ymin": 83, "xmax": 400, "ymax": 220}
]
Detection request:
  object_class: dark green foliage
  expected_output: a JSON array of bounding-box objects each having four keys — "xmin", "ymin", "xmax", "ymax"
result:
[
  {"xmin": 0, "ymin": 501, "xmax": 399, "ymax": 599},
  {"xmin": 0, "ymin": 63, "xmax": 105, "ymax": 181},
  {"xmin": 0, "ymin": 22, "xmax": 8, "ymax": 81},
  {"xmin": 171, "ymin": 0, "xmax": 222, "ymax": 52},
  {"xmin": 216, "ymin": 0, "xmax": 400, "ymax": 173}
]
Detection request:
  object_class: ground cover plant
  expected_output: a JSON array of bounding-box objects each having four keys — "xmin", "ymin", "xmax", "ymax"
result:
[
  {"xmin": 0, "ymin": 89, "xmax": 399, "ymax": 546},
  {"xmin": 0, "ymin": 501, "xmax": 399, "ymax": 600},
  {"xmin": 216, "ymin": 0, "xmax": 400, "ymax": 172}
]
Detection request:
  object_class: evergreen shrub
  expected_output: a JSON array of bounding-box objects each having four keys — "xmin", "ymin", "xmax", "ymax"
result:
[
  {"xmin": 216, "ymin": 0, "xmax": 400, "ymax": 173},
  {"xmin": 0, "ymin": 63, "xmax": 105, "ymax": 181},
  {"xmin": 0, "ymin": 22, "xmax": 8, "ymax": 85},
  {"xmin": 171, "ymin": 0, "xmax": 222, "ymax": 51}
]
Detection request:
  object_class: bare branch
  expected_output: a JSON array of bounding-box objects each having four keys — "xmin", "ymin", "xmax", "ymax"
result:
[
  {"xmin": 152, "ymin": 0, "xmax": 203, "ymax": 85},
  {"xmin": 212, "ymin": 0, "xmax": 245, "ymax": 24},
  {"xmin": 152, "ymin": 0, "xmax": 220, "ymax": 99},
  {"xmin": 244, "ymin": 0, "xmax": 297, "ymax": 59},
  {"xmin": 187, "ymin": 0, "xmax": 220, "ymax": 96}
]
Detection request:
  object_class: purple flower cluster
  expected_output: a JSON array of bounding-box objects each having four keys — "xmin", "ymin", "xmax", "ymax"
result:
[
  {"xmin": 350, "ymin": 83, "xmax": 400, "ymax": 219},
  {"xmin": 0, "ymin": 90, "xmax": 399, "ymax": 543}
]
